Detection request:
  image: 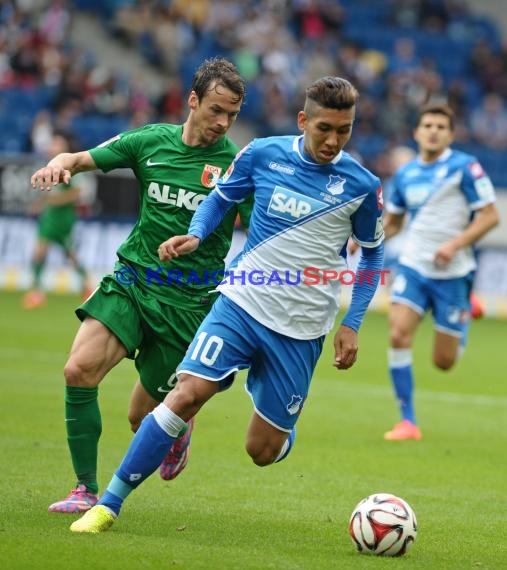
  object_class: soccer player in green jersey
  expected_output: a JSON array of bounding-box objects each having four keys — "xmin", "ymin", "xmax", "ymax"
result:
[
  {"xmin": 30, "ymin": 57, "xmax": 250, "ymax": 513},
  {"xmin": 23, "ymin": 131, "xmax": 91, "ymax": 310}
]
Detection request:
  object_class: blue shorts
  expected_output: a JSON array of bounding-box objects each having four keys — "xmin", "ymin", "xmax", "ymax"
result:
[
  {"xmin": 177, "ymin": 295, "xmax": 325, "ymax": 432},
  {"xmin": 391, "ymin": 265, "xmax": 472, "ymax": 338}
]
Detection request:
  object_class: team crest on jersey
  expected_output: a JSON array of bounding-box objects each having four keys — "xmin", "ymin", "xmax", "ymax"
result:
[
  {"xmin": 326, "ymin": 174, "xmax": 345, "ymax": 195},
  {"xmin": 201, "ymin": 164, "xmax": 222, "ymax": 188},
  {"xmin": 287, "ymin": 395, "xmax": 303, "ymax": 415}
]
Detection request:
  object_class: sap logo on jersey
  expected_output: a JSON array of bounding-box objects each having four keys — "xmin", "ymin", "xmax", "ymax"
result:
[
  {"xmin": 405, "ymin": 183, "xmax": 430, "ymax": 207},
  {"xmin": 148, "ymin": 182, "xmax": 205, "ymax": 210},
  {"xmin": 268, "ymin": 186, "xmax": 326, "ymax": 221}
]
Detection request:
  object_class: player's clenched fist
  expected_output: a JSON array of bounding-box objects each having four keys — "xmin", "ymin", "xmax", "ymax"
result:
[{"xmin": 158, "ymin": 235, "xmax": 201, "ymax": 261}]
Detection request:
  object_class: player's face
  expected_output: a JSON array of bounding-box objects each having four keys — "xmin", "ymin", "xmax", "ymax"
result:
[
  {"xmin": 413, "ymin": 113, "xmax": 454, "ymax": 158},
  {"xmin": 187, "ymin": 82, "xmax": 242, "ymax": 146},
  {"xmin": 297, "ymin": 106, "xmax": 355, "ymax": 164}
]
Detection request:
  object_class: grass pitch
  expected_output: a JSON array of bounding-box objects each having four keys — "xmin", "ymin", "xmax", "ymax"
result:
[{"xmin": 0, "ymin": 290, "xmax": 505, "ymax": 569}]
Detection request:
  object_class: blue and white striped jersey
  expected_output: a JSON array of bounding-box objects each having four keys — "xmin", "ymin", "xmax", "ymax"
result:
[
  {"xmin": 211, "ymin": 135, "xmax": 384, "ymax": 339},
  {"xmin": 387, "ymin": 148, "xmax": 496, "ymax": 279}
]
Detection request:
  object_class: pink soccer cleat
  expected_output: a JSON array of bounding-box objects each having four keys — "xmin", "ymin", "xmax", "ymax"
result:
[
  {"xmin": 48, "ymin": 484, "xmax": 99, "ymax": 513},
  {"xmin": 159, "ymin": 417, "xmax": 194, "ymax": 480}
]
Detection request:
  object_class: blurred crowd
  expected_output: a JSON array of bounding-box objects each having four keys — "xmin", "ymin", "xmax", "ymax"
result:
[{"xmin": 2, "ymin": 0, "xmax": 507, "ymax": 182}]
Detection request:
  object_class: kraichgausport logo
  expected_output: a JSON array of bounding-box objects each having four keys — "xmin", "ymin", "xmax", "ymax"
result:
[{"xmin": 114, "ymin": 266, "xmax": 390, "ymax": 287}]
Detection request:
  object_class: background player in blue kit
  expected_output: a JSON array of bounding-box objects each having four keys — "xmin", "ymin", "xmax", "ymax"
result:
[
  {"xmin": 70, "ymin": 76, "xmax": 385, "ymax": 533},
  {"xmin": 382, "ymin": 103, "xmax": 500, "ymax": 441}
]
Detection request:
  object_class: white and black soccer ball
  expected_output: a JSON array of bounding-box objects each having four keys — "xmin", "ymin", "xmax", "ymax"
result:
[{"xmin": 349, "ymin": 493, "xmax": 417, "ymax": 556}]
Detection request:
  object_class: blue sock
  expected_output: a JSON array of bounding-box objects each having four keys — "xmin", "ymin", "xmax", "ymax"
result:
[
  {"xmin": 98, "ymin": 476, "xmax": 132, "ymax": 515},
  {"xmin": 460, "ymin": 318, "xmax": 470, "ymax": 350},
  {"xmin": 98, "ymin": 405, "xmax": 185, "ymax": 515},
  {"xmin": 275, "ymin": 426, "xmax": 296, "ymax": 463},
  {"xmin": 388, "ymin": 349, "xmax": 415, "ymax": 424}
]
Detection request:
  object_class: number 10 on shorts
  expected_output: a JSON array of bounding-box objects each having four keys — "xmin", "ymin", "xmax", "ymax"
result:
[{"xmin": 190, "ymin": 332, "xmax": 224, "ymax": 365}]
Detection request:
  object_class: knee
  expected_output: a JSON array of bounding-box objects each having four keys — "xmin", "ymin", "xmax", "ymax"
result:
[
  {"xmin": 389, "ymin": 326, "xmax": 411, "ymax": 348},
  {"xmin": 245, "ymin": 439, "xmax": 278, "ymax": 467},
  {"xmin": 63, "ymin": 357, "xmax": 98, "ymax": 388},
  {"xmin": 434, "ymin": 355, "xmax": 456, "ymax": 371},
  {"xmin": 164, "ymin": 374, "xmax": 210, "ymax": 418},
  {"xmin": 169, "ymin": 378, "xmax": 200, "ymax": 408}
]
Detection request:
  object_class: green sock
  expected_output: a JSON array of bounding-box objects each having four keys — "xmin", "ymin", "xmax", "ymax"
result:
[
  {"xmin": 64, "ymin": 386, "xmax": 102, "ymax": 494},
  {"xmin": 32, "ymin": 260, "xmax": 44, "ymax": 289},
  {"xmin": 75, "ymin": 264, "xmax": 87, "ymax": 288}
]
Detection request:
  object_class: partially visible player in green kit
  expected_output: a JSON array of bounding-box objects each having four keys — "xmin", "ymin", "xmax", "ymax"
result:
[
  {"xmin": 23, "ymin": 131, "xmax": 92, "ymax": 310},
  {"xmin": 30, "ymin": 57, "xmax": 250, "ymax": 513}
]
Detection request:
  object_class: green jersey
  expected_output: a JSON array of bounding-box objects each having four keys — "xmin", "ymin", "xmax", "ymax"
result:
[{"xmin": 89, "ymin": 123, "xmax": 251, "ymax": 308}]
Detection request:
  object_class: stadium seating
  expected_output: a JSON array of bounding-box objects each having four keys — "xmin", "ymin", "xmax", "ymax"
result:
[{"xmin": 1, "ymin": 0, "xmax": 506, "ymax": 186}]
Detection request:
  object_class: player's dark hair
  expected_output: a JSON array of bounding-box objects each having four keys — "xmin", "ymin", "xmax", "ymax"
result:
[
  {"xmin": 191, "ymin": 57, "xmax": 246, "ymax": 104},
  {"xmin": 304, "ymin": 77, "xmax": 359, "ymax": 116},
  {"xmin": 416, "ymin": 103, "xmax": 455, "ymax": 131}
]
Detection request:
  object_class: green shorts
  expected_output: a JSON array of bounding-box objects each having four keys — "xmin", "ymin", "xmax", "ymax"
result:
[
  {"xmin": 76, "ymin": 274, "xmax": 211, "ymax": 401},
  {"xmin": 38, "ymin": 208, "xmax": 75, "ymax": 249}
]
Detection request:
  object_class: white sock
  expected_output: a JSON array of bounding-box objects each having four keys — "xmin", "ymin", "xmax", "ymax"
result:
[
  {"xmin": 152, "ymin": 403, "xmax": 186, "ymax": 437},
  {"xmin": 388, "ymin": 348, "xmax": 412, "ymax": 367}
]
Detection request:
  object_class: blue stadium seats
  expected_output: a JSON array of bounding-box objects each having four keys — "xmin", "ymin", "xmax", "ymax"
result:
[
  {"xmin": 71, "ymin": 114, "xmax": 130, "ymax": 148},
  {"xmin": 0, "ymin": 87, "xmax": 56, "ymax": 152},
  {"xmin": 1, "ymin": 1, "xmax": 506, "ymax": 189}
]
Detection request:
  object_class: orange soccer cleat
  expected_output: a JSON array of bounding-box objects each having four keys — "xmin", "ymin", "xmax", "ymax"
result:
[
  {"xmin": 469, "ymin": 292, "xmax": 485, "ymax": 320},
  {"xmin": 22, "ymin": 290, "xmax": 47, "ymax": 309},
  {"xmin": 384, "ymin": 420, "xmax": 422, "ymax": 441}
]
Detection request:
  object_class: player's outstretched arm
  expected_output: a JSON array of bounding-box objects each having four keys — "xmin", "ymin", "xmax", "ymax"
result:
[
  {"xmin": 31, "ymin": 150, "xmax": 97, "ymax": 190},
  {"xmin": 158, "ymin": 235, "xmax": 201, "ymax": 261},
  {"xmin": 383, "ymin": 212, "xmax": 405, "ymax": 241},
  {"xmin": 433, "ymin": 202, "xmax": 500, "ymax": 268}
]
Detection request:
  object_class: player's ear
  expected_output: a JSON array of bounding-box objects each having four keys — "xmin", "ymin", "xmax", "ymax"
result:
[
  {"xmin": 188, "ymin": 90, "xmax": 199, "ymax": 111},
  {"xmin": 297, "ymin": 111, "xmax": 307, "ymax": 132}
]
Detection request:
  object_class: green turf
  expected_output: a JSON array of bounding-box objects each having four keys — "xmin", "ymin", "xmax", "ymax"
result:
[{"xmin": 1, "ymin": 290, "xmax": 505, "ymax": 569}]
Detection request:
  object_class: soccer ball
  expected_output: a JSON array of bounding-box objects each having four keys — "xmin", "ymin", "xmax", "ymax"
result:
[{"xmin": 349, "ymin": 493, "xmax": 417, "ymax": 556}]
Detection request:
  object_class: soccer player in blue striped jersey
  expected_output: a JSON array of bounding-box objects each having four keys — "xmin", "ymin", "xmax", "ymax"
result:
[
  {"xmin": 70, "ymin": 76, "xmax": 385, "ymax": 533},
  {"xmin": 382, "ymin": 103, "xmax": 500, "ymax": 441}
]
